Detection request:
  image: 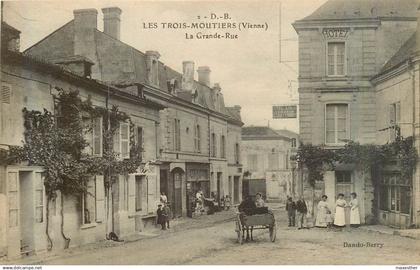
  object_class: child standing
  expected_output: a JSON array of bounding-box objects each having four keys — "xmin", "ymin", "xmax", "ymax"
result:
[{"xmin": 156, "ymin": 204, "xmax": 166, "ymax": 230}]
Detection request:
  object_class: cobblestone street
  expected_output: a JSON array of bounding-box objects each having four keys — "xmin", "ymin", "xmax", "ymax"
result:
[{"xmin": 5, "ymin": 206, "xmax": 420, "ymax": 265}]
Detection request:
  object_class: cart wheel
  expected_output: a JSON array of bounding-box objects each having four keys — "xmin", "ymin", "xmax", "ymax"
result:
[
  {"xmin": 269, "ymin": 224, "xmax": 277, "ymax": 242},
  {"xmin": 235, "ymin": 221, "xmax": 243, "ymax": 244}
]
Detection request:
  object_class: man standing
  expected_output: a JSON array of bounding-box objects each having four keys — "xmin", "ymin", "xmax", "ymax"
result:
[
  {"xmin": 164, "ymin": 202, "xmax": 172, "ymax": 229},
  {"xmin": 296, "ymin": 196, "xmax": 308, "ymax": 230},
  {"xmin": 286, "ymin": 196, "xmax": 296, "ymax": 227}
]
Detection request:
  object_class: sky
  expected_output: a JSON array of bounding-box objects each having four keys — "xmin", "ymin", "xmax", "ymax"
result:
[{"xmin": 3, "ymin": 0, "xmax": 328, "ymax": 133}]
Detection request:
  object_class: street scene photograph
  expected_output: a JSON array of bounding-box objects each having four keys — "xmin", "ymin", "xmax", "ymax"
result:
[{"xmin": 0, "ymin": 0, "xmax": 420, "ymax": 268}]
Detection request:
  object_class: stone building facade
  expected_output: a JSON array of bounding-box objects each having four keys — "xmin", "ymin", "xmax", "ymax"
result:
[
  {"xmin": 1, "ymin": 22, "xmax": 164, "ymax": 259},
  {"xmin": 24, "ymin": 7, "xmax": 243, "ymax": 219},
  {"xmin": 293, "ymin": 0, "xmax": 419, "ymax": 227},
  {"xmin": 241, "ymin": 127, "xmax": 299, "ymax": 203}
]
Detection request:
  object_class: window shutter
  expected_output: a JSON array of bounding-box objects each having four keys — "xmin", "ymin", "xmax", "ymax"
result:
[
  {"xmin": 1, "ymin": 83, "xmax": 11, "ymax": 104},
  {"xmin": 147, "ymin": 176, "xmax": 156, "ymax": 214},
  {"xmin": 92, "ymin": 117, "xmax": 102, "ymax": 156},
  {"xmin": 95, "ymin": 176, "xmax": 105, "ymax": 222},
  {"xmin": 396, "ymin": 102, "xmax": 401, "ymax": 124},
  {"xmin": 120, "ymin": 123, "xmax": 129, "ymax": 159},
  {"xmin": 113, "ymin": 126, "xmax": 120, "ymax": 155},
  {"xmin": 83, "ymin": 118, "xmax": 93, "ymax": 155}
]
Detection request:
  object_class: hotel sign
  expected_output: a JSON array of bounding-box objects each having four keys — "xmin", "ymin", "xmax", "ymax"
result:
[
  {"xmin": 272, "ymin": 105, "xmax": 297, "ymax": 119},
  {"xmin": 322, "ymin": 28, "xmax": 349, "ymax": 39}
]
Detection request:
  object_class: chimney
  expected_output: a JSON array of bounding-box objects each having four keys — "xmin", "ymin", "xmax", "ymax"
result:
[
  {"xmin": 182, "ymin": 61, "xmax": 195, "ymax": 91},
  {"xmin": 102, "ymin": 7, "xmax": 122, "ymax": 40},
  {"xmin": 73, "ymin": 9, "xmax": 101, "ymax": 79},
  {"xmin": 197, "ymin": 66, "xmax": 211, "ymax": 87},
  {"xmin": 145, "ymin": 50, "xmax": 160, "ymax": 86}
]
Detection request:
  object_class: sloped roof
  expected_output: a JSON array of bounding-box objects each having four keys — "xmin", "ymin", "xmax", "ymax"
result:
[
  {"xmin": 24, "ymin": 17, "xmax": 240, "ymax": 122},
  {"xmin": 275, "ymin": 129, "xmax": 299, "ymax": 139},
  {"xmin": 299, "ymin": 0, "xmax": 418, "ymax": 22},
  {"xmin": 242, "ymin": 126, "xmax": 290, "ymax": 141},
  {"xmin": 379, "ymin": 33, "xmax": 416, "ymax": 73}
]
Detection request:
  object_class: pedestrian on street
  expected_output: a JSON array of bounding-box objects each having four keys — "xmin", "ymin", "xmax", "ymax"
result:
[
  {"xmin": 349, "ymin": 192, "xmax": 361, "ymax": 228},
  {"xmin": 286, "ymin": 196, "xmax": 296, "ymax": 227},
  {"xmin": 333, "ymin": 193, "xmax": 347, "ymax": 230},
  {"xmin": 164, "ymin": 202, "xmax": 172, "ymax": 229},
  {"xmin": 156, "ymin": 204, "xmax": 166, "ymax": 230},
  {"xmin": 296, "ymin": 196, "xmax": 308, "ymax": 229},
  {"xmin": 315, "ymin": 195, "xmax": 331, "ymax": 228}
]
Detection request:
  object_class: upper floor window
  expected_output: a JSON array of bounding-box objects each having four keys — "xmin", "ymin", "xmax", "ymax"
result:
[
  {"xmin": 174, "ymin": 119, "xmax": 181, "ymax": 151},
  {"xmin": 325, "ymin": 104, "xmax": 349, "ymax": 145},
  {"xmin": 194, "ymin": 125, "xmax": 201, "ymax": 153},
  {"xmin": 220, "ymin": 135, "xmax": 226, "ymax": 158},
  {"xmin": 389, "ymin": 102, "xmax": 401, "ymax": 141},
  {"xmin": 234, "ymin": 143, "xmax": 240, "ymax": 164},
  {"xmin": 247, "ymin": 154, "xmax": 258, "ymax": 171},
  {"xmin": 92, "ymin": 117, "xmax": 103, "ymax": 156},
  {"xmin": 211, "ymin": 133, "xmax": 217, "ymax": 157},
  {"xmin": 327, "ymin": 42, "xmax": 345, "ymax": 76},
  {"xmin": 113, "ymin": 122, "xmax": 130, "ymax": 159}
]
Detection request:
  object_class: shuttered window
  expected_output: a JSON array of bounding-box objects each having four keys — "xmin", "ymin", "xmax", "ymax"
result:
[
  {"xmin": 34, "ymin": 172, "xmax": 44, "ymax": 223},
  {"xmin": 92, "ymin": 117, "xmax": 102, "ymax": 156},
  {"xmin": 1, "ymin": 83, "xmax": 11, "ymax": 104},
  {"xmin": 8, "ymin": 172, "xmax": 19, "ymax": 227},
  {"xmin": 120, "ymin": 123, "xmax": 130, "ymax": 159}
]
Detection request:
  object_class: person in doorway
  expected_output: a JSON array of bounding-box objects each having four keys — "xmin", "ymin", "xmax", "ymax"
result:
[
  {"xmin": 195, "ymin": 189, "xmax": 204, "ymax": 215},
  {"xmin": 224, "ymin": 195, "xmax": 231, "ymax": 210},
  {"xmin": 349, "ymin": 192, "xmax": 361, "ymax": 228},
  {"xmin": 160, "ymin": 192, "xmax": 168, "ymax": 204},
  {"xmin": 315, "ymin": 195, "xmax": 331, "ymax": 228},
  {"xmin": 296, "ymin": 196, "xmax": 308, "ymax": 229},
  {"xmin": 334, "ymin": 193, "xmax": 347, "ymax": 230},
  {"xmin": 255, "ymin": 192, "xmax": 265, "ymax": 208},
  {"xmin": 156, "ymin": 204, "xmax": 166, "ymax": 230},
  {"xmin": 164, "ymin": 202, "xmax": 172, "ymax": 229},
  {"xmin": 286, "ymin": 196, "xmax": 296, "ymax": 227}
]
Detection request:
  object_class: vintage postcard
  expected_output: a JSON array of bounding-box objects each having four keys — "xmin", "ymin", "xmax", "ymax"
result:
[{"xmin": 0, "ymin": 0, "xmax": 419, "ymax": 268}]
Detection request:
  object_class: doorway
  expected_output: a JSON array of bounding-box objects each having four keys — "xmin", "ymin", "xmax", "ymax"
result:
[
  {"xmin": 234, "ymin": 176, "xmax": 240, "ymax": 203},
  {"xmin": 172, "ymin": 169, "xmax": 183, "ymax": 217},
  {"xmin": 19, "ymin": 171, "xmax": 34, "ymax": 255},
  {"xmin": 216, "ymin": 173, "xmax": 222, "ymax": 204}
]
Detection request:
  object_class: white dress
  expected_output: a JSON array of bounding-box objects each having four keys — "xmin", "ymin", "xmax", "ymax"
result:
[
  {"xmin": 349, "ymin": 198, "xmax": 361, "ymax": 225},
  {"xmin": 334, "ymin": 199, "xmax": 346, "ymax": 227}
]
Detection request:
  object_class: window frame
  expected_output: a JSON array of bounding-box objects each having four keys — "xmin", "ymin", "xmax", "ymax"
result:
[
  {"xmin": 82, "ymin": 177, "xmax": 96, "ymax": 225},
  {"xmin": 120, "ymin": 122, "xmax": 130, "ymax": 159},
  {"xmin": 326, "ymin": 41, "xmax": 346, "ymax": 77},
  {"xmin": 220, "ymin": 135, "xmax": 226, "ymax": 158},
  {"xmin": 324, "ymin": 103, "xmax": 350, "ymax": 146},
  {"xmin": 92, "ymin": 117, "xmax": 103, "ymax": 157},
  {"xmin": 389, "ymin": 102, "xmax": 401, "ymax": 142}
]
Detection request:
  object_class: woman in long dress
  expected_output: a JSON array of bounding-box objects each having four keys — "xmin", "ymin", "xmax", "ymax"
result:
[
  {"xmin": 334, "ymin": 193, "xmax": 347, "ymax": 229},
  {"xmin": 349, "ymin": 192, "xmax": 361, "ymax": 227},
  {"xmin": 315, "ymin": 195, "xmax": 330, "ymax": 228}
]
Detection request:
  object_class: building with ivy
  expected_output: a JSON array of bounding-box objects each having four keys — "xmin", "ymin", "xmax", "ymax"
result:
[
  {"xmin": 293, "ymin": 0, "xmax": 420, "ymax": 228},
  {"xmin": 24, "ymin": 7, "xmax": 243, "ymax": 222},
  {"xmin": 1, "ymin": 21, "xmax": 165, "ymax": 258}
]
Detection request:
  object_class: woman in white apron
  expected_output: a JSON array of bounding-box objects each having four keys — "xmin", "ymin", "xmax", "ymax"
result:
[
  {"xmin": 334, "ymin": 193, "xmax": 347, "ymax": 229},
  {"xmin": 315, "ymin": 195, "xmax": 330, "ymax": 228},
  {"xmin": 349, "ymin": 192, "xmax": 361, "ymax": 227}
]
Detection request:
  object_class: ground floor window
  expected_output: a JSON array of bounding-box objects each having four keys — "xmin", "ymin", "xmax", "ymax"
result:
[
  {"xmin": 379, "ymin": 173, "xmax": 411, "ymax": 214},
  {"xmin": 135, "ymin": 175, "xmax": 147, "ymax": 212},
  {"xmin": 335, "ymin": 171, "xmax": 353, "ymax": 201},
  {"xmin": 82, "ymin": 178, "xmax": 96, "ymax": 224}
]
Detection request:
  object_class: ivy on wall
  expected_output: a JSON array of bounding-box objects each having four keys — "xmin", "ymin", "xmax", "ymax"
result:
[{"xmin": 0, "ymin": 87, "xmax": 142, "ymax": 249}]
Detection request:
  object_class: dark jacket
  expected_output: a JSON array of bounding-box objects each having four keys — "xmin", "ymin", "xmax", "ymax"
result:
[
  {"xmin": 157, "ymin": 208, "xmax": 165, "ymax": 224},
  {"xmin": 163, "ymin": 205, "xmax": 171, "ymax": 221},
  {"xmin": 286, "ymin": 201, "xmax": 296, "ymax": 214},
  {"xmin": 296, "ymin": 200, "xmax": 308, "ymax": 214},
  {"xmin": 238, "ymin": 198, "xmax": 256, "ymax": 215}
]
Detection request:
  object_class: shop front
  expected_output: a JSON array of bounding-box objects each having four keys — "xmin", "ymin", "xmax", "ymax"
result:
[{"xmin": 185, "ymin": 163, "xmax": 210, "ymax": 217}]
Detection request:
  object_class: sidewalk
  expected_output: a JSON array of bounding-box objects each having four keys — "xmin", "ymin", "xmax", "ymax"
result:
[
  {"xmin": 1, "ymin": 209, "xmax": 236, "ymax": 265},
  {"xmin": 359, "ymin": 225, "xmax": 420, "ymax": 240}
]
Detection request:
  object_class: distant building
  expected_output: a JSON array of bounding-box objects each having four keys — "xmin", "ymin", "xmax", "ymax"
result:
[
  {"xmin": 241, "ymin": 127, "xmax": 299, "ymax": 202},
  {"xmin": 293, "ymin": 0, "xmax": 420, "ymax": 228}
]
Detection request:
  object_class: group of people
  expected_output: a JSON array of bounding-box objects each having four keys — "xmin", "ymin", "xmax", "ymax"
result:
[
  {"xmin": 316, "ymin": 192, "xmax": 360, "ymax": 229},
  {"xmin": 286, "ymin": 196, "xmax": 309, "ymax": 229},
  {"xmin": 286, "ymin": 192, "xmax": 360, "ymax": 229},
  {"xmin": 286, "ymin": 192, "xmax": 360, "ymax": 230},
  {"xmin": 238, "ymin": 192, "xmax": 266, "ymax": 214},
  {"xmin": 156, "ymin": 192, "xmax": 172, "ymax": 230}
]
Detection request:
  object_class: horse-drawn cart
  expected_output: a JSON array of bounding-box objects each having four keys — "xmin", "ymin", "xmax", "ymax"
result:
[{"xmin": 235, "ymin": 211, "xmax": 276, "ymax": 244}]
